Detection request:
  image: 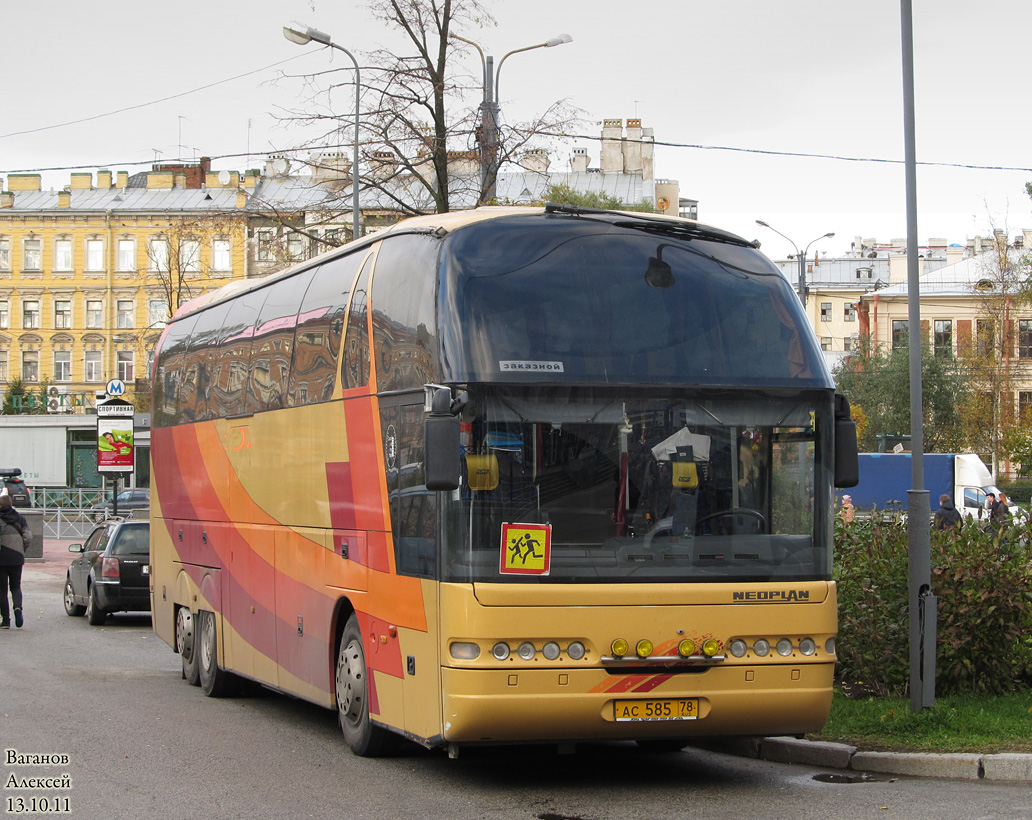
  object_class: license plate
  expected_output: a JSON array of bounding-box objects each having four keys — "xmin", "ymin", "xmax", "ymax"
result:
[{"xmin": 614, "ymin": 698, "xmax": 699, "ymax": 722}]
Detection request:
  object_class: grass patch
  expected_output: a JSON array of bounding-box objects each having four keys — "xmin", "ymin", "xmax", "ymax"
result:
[{"xmin": 809, "ymin": 690, "xmax": 1032, "ymax": 753}]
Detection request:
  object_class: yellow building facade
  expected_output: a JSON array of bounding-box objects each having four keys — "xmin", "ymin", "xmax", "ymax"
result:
[{"xmin": 0, "ymin": 167, "xmax": 251, "ymax": 411}]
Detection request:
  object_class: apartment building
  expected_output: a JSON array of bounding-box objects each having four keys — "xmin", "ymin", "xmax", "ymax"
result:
[{"xmin": 0, "ymin": 164, "xmax": 251, "ymax": 409}]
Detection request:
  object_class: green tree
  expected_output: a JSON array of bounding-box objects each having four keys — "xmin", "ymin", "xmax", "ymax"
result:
[
  {"xmin": 833, "ymin": 334, "xmax": 966, "ymax": 453},
  {"xmin": 534, "ymin": 182, "xmax": 657, "ymax": 213}
]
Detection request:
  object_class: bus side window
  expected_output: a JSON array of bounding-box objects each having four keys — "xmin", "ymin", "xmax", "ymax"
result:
[
  {"xmin": 342, "ymin": 258, "xmax": 372, "ymax": 389},
  {"xmin": 250, "ymin": 266, "xmax": 317, "ymax": 412},
  {"xmin": 369, "ymin": 234, "xmax": 442, "ymax": 392},
  {"xmin": 291, "ymin": 254, "xmax": 360, "ymax": 405},
  {"xmin": 153, "ymin": 313, "xmax": 197, "ymax": 429}
]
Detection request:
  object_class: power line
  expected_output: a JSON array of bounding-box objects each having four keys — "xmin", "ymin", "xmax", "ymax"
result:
[{"xmin": 0, "ymin": 54, "xmax": 310, "ymax": 141}]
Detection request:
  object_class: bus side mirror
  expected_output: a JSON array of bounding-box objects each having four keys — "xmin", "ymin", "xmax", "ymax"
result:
[
  {"xmin": 425, "ymin": 387, "xmax": 464, "ymax": 491},
  {"xmin": 834, "ymin": 393, "xmax": 859, "ymax": 488}
]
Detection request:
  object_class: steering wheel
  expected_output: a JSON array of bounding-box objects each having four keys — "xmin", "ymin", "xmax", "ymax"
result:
[{"xmin": 695, "ymin": 508, "xmax": 767, "ymax": 535}]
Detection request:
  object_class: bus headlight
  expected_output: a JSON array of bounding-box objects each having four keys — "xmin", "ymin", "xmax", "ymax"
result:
[
  {"xmin": 567, "ymin": 642, "xmax": 586, "ymax": 660},
  {"xmin": 491, "ymin": 642, "xmax": 511, "ymax": 661},
  {"xmin": 450, "ymin": 642, "xmax": 481, "ymax": 660},
  {"xmin": 636, "ymin": 639, "xmax": 654, "ymax": 658},
  {"xmin": 542, "ymin": 641, "xmax": 561, "ymax": 660},
  {"xmin": 517, "ymin": 641, "xmax": 536, "ymax": 660},
  {"xmin": 799, "ymin": 638, "xmax": 817, "ymax": 656},
  {"xmin": 729, "ymin": 639, "xmax": 748, "ymax": 658},
  {"xmin": 611, "ymin": 638, "xmax": 629, "ymax": 657},
  {"xmin": 677, "ymin": 639, "xmax": 696, "ymax": 657},
  {"xmin": 776, "ymin": 638, "xmax": 793, "ymax": 656},
  {"xmin": 702, "ymin": 638, "xmax": 721, "ymax": 657}
]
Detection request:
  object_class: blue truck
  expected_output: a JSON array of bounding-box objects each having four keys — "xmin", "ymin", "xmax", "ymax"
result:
[{"xmin": 843, "ymin": 453, "xmax": 1008, "ymax": 521}]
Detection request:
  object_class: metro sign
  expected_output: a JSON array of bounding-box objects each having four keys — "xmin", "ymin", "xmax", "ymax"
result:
[{"xmin": 106, "ymin": 378, "xmax": 126, "ymax": 397}]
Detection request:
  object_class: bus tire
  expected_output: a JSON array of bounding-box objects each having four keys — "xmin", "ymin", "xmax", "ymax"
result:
[
  {"xmin": 176, "ymin": 606, "xmax": 200, "ymax": 686},
  {"xmin": 198, "ymin": 610, "xmax": 232, "ymax": 697},
  {"xmin": 336, "ymin": 615, "xmax": 399, "ymax": 757}
]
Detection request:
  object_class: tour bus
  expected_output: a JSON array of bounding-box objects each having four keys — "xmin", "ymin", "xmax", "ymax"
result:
[{"xmin": 150, "ymin": 204, "xmax": 858, "ymax": 757}]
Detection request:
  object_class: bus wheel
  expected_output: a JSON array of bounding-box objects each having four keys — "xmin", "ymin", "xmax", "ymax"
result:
[
  {"xmin": 336, "ymin": 615, "xmax": 399, "ymax": 757},
  {"xmin": 176, "ymin": 606, "xmax": 200, "ymax": 686},
  {"xmin": 198, "ymin": 610, "xmax": 232, "ymax": 697}
]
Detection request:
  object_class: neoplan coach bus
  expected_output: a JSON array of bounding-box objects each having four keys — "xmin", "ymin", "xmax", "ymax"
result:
[{"xmin": 150, "ymin": 204, "xmax": 858, "ymax": 757}]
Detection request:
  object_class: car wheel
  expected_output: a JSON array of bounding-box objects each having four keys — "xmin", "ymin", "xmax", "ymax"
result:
[
  {"xmin": 198, "ymin": 610, "xmax": 233, "ymax": 697},
  {"xmin": 86, "ymin": 584, "xmax": 106, "ymax": 625},
  {"xmin": 336, "ymin": 614, "xmax": 399, "ymax": 757},
  {"xmin": 176, "ymin": 606, "xmax": 200, "ymax": 686},
  {"xmin": 63, "ymin": 576, "xmax": 86, "ymax": 616}
]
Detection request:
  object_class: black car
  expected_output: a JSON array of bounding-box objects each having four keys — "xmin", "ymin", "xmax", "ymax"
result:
[
  {"xmin": 0, "ymin": 468, "xmax": 32, "ymax": 507},
  {"xmin": 90, "ymin": 488, "xmax": 150, "ymax": 522},
  {"xmin": 64, "ymin": 520, "xmax": 150, "ymax": 625}
]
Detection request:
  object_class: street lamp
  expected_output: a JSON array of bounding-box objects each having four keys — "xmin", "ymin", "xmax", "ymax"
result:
[
  {"xmin": 755, "ymin": 220, "xmax": 834, "ymax": 307},
  {"xmin": 453, "ymin": 33, "xmax": 573, "ymax": 205},
  {"xmin": 283, "ymin": 22, "xmax": 362, "ymax": 240}
]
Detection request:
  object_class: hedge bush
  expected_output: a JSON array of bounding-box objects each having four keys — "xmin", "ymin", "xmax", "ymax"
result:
[{"xmin": 835, "ymin": 515, "xmax": 1032, "ymax": 697}]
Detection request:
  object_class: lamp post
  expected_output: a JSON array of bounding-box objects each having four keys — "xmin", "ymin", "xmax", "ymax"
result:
[
  {"xmin": 453, "ymin": 33, "xmax": 572, "ymax": 205},
  {"xmin": 755, "ymin": 220, "xmax": 834, "ymax": 307},
  {"xmin": 283, "ymin": 22, "xmax": 362, "ymax": 240}
]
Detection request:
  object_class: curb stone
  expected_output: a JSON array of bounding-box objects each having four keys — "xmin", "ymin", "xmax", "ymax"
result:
[{"xmin": 694, "ymin": 737, "xmax": 1032, "ymax": 782}]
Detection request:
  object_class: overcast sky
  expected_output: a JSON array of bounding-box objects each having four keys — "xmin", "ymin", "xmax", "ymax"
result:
[{"xmin": 4, "ymin": 0, "xmax": 1030, "ymax": 260}]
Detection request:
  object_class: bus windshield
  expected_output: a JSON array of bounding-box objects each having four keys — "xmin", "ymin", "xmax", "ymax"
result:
[{"xmin": 442, "ymin": 386, "xmax": 831, "ymax": 584}]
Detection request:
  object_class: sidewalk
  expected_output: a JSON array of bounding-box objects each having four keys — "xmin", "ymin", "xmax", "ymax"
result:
[
  {"xmin": 21, "ymin": 539, "xmax": 1032, "ymax": 781},
  {"xmin": 696, "ymin": 736, "xmax": 1032, "ymax": 783}
]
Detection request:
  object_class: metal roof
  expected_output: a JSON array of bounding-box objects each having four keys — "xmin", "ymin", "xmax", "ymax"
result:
[
  {"xmin": 872, "ymin": 252, "xmax": 1018, "ymax": 298},
  {"xmin": 3, "ymin": 186, "xmax": 243, "ymax": 213}
]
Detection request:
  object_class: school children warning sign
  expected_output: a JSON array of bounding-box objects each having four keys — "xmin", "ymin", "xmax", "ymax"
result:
[{"xmin": 500, "ymin": 523, "xmax": 552, "ymax": 576}]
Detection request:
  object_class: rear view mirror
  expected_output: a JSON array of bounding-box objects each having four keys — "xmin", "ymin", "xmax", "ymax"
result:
[
  {"xmin": 425, "ymin": 387, "xmax": 464, "ymax": 491},
  {"xmin": 834, "ymin": 394, "xmax": 859, "ymax": 488}
]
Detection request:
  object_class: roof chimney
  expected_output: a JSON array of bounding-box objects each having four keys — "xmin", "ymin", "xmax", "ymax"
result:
[
  {"xmin": 571, "ymin": 147, "xmax": 589, "ymax": 173},
  {"xmin": 600, "ymin": 119, "xmax": 624, "ymax": 174},
  {"xmin": 58, "ymin": 190, "xmax": 71, "ymax": 208}
]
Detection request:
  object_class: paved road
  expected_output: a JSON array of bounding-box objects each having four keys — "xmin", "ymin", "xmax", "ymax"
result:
[{"xmin": 4, "ymin": 556, "xmax": 1032, "ymax": 820}]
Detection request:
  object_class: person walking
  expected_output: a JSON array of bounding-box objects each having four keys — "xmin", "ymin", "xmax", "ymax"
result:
[
  {"xmin": 0, "ymin": 494, "xmax": 31, "ymax": 628},
  {"xmin": 933, "ymin": 493, "xmax": 962, "ymax": 530},
  {"xmin": 991, "ymin": 491, "xmax": 1011, "ymax": 529}
]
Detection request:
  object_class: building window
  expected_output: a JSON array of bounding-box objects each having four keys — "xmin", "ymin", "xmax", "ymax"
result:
[
  {"xmin": 0, "ymin": 300, "xmax": 8, "ymax": 329},
  {"xmin": 54, "ymin": 299, "xmax": 72, "ymax": 329},
  {"xmin": 286, "ymin": 234, "xmax": 304, "ymax": 261},
  {"xmin": 86, "ymin": 300, "xmax": 103, "ymax": 328},
  {"xmin": 148, "ymin": 300, "xmax": 169, "ymax": 327},
  {"xmin": 117, "ymin": 351, "xmax": 134, "ymax": 382},
  {"xmin": 54, "ymin": 350, "xmax": 71, "ymax": 382},
  {"xmin": 892, "ymin": 320, "xmax": 908, "ymax": 349},
  {"xmin": 180, "ymin": 239, "xmax": 200, "ymax": 272},
  {"xmin": 22, "ymin": 300, "xmax": 40, "ymax": 329},
  {"xmin": 820, "ymin": 302, "xmax": 832, "ymax": 322},
  {"xmin": 977, "ymin": 319, "xmax": 995, "ymax": 358},
  {"xmin": 0, "ymin": 352, "xmax": 7, "ymax": 381},
  {"xmin": 85, "ymin": 239, "xmax": 104, "ymax": 271},
  {"xmin": 820, "ymin": 337, "xmax": 832, "ymax": 351},
  {"xmin": 23, "ymin": 239, "xmax": 41, "ymax": 271},
  {"xmin": 55, "ymin": 239, "xmax": 73, "ymax": 271},
  {"xmin": 934, "ymin": 319, "xmax": 953, "ymax": 356},
  {"xmin": 22, "ymin": 350, "xmax": 38, "ymax": 381},
  {"xmin": 149, "ymin": 238, "xmax": 170, "ymax": 272},
  {"xmin": 212, "ymin": 239, "xmax": 231, "ymax": 271},
  {"xmin": 256, "ymin": 229, "xmax": 274, "ymax": 262},
  {"xmin": 844, "ymin": 303, "xmax": 856, "ymax": 322},
  {"xmin": 1020, "ymin": 392, "xmax": 1032, "ymax": 423},
  {"xmin": 0, "ymin": 238, "xmax": 9, "ymax": 270},
  {"xmin": 118, "ymin": 239, "xmax": 136, "ymax": 271},
  {"xmin": 1019, "ymin": 320, "xmax": 1032, "ymax": 359},
  {"xmin": 85, "ymin": 350, "xmax": 102, "ymax": 382},
  {"xmin": 117, "ymin": 300, "xmax": 134, "ymax": 329}
]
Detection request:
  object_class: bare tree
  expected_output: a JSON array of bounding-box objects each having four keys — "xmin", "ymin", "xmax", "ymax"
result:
[{"xmin": 277, "ymin": 0, "xmax": 580, "ymax": 223}]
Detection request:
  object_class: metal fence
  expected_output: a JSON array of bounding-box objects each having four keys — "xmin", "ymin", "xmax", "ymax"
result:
[{"xmin": 29, "ymin": 488, "xmax": 144, "ymax": 540}]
